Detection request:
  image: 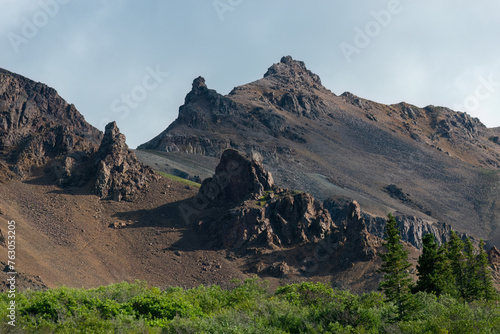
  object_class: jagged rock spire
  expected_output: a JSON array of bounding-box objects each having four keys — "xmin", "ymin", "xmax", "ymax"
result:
[
  {"xmin": 94, "ymin": 122, "xmax": 158, "ymax": 201},
  {"xmin": 199, "ymin": 149, "xmax": 274, "ymax": 204}
]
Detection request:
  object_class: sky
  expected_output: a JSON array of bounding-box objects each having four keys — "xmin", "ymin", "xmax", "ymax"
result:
[{"xmin": 1, "ymin": 0, "xmax": 500, "ymax": 148}]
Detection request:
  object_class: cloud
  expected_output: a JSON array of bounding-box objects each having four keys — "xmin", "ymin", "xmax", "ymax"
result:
[{"xmin": 2, "ymin": 1, "xmax": 500, "ymax": 147}]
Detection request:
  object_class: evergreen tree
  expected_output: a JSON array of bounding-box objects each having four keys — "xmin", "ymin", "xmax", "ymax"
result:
[
  {"xmin": 434, "ymin": 244, "xmax": 456, "ymax": 296},
  {"xmin": 415, "ymin": 234, "xmax": 439, "ymax": 294},
  {"xmin": 415, "ymin": 234, "xmax": 454, "ymax": 296},
  {"xmin": 378, "ymin": 213, "xmax": 413, "ymax": 317},
  {"xmin": 463, "ymin": 238, "xmax": 478, "ymax": 301},
  {"xmin": 408, "ymin": 229, "xmax": 500, "ymax": 302},
  {"xmin": 475, "ymin": 240, "xmax": 497, "ymax": 300},
  {"xmin": 447, "ymin": 231, "xmax": 466, "ymax": 299}
]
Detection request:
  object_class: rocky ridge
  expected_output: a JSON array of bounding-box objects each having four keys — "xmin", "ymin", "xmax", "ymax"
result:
[
  {"xmin": 193, "ymin": 149, "xmax": 378, "ymax": 267},
  {"xmin": 138, "ymin": 56, "xmax": 500, "ymax": 247},
  {"xmin": 0, "ymin": 68, "xmax": 157, "ymax": 201},
  {"xmin": 325, "ymin": 196, "xmax": 468, "ymax": 250},
  {"xmin": 0, "ymin": 68, "xmax": 102, "ymax": 176}
]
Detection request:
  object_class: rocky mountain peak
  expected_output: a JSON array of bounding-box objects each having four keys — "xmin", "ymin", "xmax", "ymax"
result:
[
  {"xmin": 104, "ymin": 121, "xmax": 120, "ymax": 136},
  {"xmin": 192, "ymin": 76, "xmax": 207, "ymax": 90},
  {"xmin": 0, "ymin": 68, "xmax": 101, "ymax": 147},
  {"xmin": 0, "ymin": 68, "xmax": 101, "ymax": 176},
  {"xmin": 184, "ymin": 76, "xmax": 211, "ymax": 103},
  {"xmin": 263, "ymin": 55, "xmax": 322, "ymax": 87}
]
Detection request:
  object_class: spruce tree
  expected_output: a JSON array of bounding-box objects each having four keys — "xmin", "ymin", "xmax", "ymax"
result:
[
  {"xmin": 415, "ymin": 233, "xmax": 439, "ymax": 294},
  {"xmin": 415, "ymin": 233, "xmax": 454, "ymax": 296},
  {"xmin": 447, "ymin": 231, "xmax": 466, "ymax": 299},
  {"xmin": 378, "ymin": 213, "xmax": 413, "ymax": 317},
  {"xmin": 434, "ymin": 244, "xmax": 456, "ymax": 296},
  {"xmin": 475, "ymin": 240, "xmax": 497, "ymax": 300},
  {"xmin": 463, "ymin": 238, "xmax": 478, "ymax": 301}
]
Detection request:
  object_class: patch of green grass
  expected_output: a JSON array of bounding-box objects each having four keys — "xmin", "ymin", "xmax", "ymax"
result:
[
  {"xmin": 155, "ymin": 171, "xmax": 201, "ymax": 188},
  {"xmin": 256, "ymin": 190, "xmax": 304, "ymax": 207},
  {"xmin": 256, "ymin": 190, "xmax": 274, "ymax": 207}
]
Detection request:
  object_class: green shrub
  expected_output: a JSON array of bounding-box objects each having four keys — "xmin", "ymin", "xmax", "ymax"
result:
[{"xmin": 1, "ymin": 279, "xmax": 499, "ymax": 333}]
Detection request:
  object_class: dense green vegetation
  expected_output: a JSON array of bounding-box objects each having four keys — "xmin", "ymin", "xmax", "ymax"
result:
[
  {"xmin": 412, "ymin": 232, "xmax": 496, "ymax": 301},
  {"xmin": 1, "ymin": 278, "xmax": 499, "ymax": 333},
  {"xmin": 1, "ymin": 214, "xmax": 498, "ymax": 333},
  {"xmin": 378, "ymin": 213, "xmax": 498, "ymax": 322}
]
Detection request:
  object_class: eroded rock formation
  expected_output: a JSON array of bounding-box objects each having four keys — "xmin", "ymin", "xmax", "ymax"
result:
[
  {"xmin": 324, "ymin": 196, "xmax": 469, "ymax": 250},
  {"xmin": 199, "ymin": 148, "xmax": 274, "ymax": 204},
  {"xmin": 194, "ymin": 149, "xmax": 378, "ymax": 263},
  {"xmin": 93, "ymin": 122, "xmax": 158, "ymax": 201}
]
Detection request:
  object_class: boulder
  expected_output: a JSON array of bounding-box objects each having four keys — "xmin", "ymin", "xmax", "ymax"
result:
[{"xmin": 265, "ymin": 261, "xmax": 290, "ymax": 278}]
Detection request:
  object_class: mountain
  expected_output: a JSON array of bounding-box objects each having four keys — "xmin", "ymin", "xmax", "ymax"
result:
[
  {"xmin": 0, "ymin": 69, "xmax": 157, "ymax": 200},
  {"xmin": 0, "ymin": 62, "xmax": 498, "ymax": 294},
  {"xmin": 139, "ymin": 56, "xmax": 500, "ymax": 247},
  {"xmin": 0, "ymin": 69, "xmax": 186, "ymax": 291},
  {"xmin": 0, "ymin": 68, "xmax": 102, "ymax": 177}
]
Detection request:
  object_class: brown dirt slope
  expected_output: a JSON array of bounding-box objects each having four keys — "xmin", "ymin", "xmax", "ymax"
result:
[{"xmin": 0, "ymin": 169, "xmax": 250, "ymax": 291}]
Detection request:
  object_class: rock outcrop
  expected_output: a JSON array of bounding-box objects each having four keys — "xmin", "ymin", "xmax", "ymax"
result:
[
  {"xmin": 193, "ymin": 150, "xmax": 378, "ymax": 263},
  {"xmin": 425, "ymin": 106, "xmax": 484, "ymax": 139},
  {"xmin": 201, "ymin": 190, "xmax": 335, "ymax": 250},
  {"xmin": 325, "ymin": 196, "xmax": 469, "ymax": 250},
  {"xmin": 199, "ymin": 149, "xmax": 274, "ymax": 204},
  {"xmin": 49, "ymin": 122, "xmax": 158, "ymax": 200},
  {"xmin": 0, "ymin": 68, "xmax": 101, "ymax": 176},
  {"xmin": 194, "ymin": 149, "xmax": 334, "ymax": 250},
  {"xmin": 50, "ymin": 150, "xmax": 93, "ymax": 187},
  {"xmin": 263, "ymin": 55, "xmax": 322, "ymax": 89},
  {"xmin": 365, "ymin": 214, "xmax": 473, "ymax": 250},
  {"xmin": 332, "ymin": 200, "xmax": 378, "ymax": 261},
  {"xmin": 93, "ymin": 122, "xmax": 158, "ymax": 201},
  {"xmin": 489, "ymin": 246, "xmax": 500, "ymax": 269}
]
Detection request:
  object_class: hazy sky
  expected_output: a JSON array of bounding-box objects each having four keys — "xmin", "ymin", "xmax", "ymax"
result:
[{"xmin": 1, "ymin": 0, "xmax": 500, "ymax": 148}]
